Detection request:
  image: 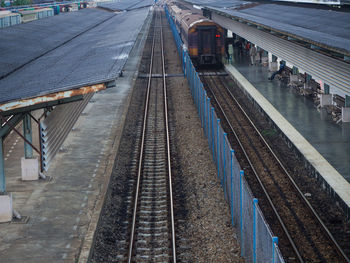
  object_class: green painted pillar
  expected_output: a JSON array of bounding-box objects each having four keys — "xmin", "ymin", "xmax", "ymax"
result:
[
  {"xmin": 306, "ymin": 74, "xmax": 312, "ymax": 83},
  {"xmin": 345, "ymin": 95, "xmax": 350, "ymax": 108},
  {"xmin": 23, "ymin": 114, "xmax": 33, "ymax": 159},
  {"xmin": 324, "ymin": 84, "xmax": 330, "ymax": 95},
  {"xmin": 0, "ymin": 137, "xmax": 5, "ymax": 193},
  {"xmin": 292, "ymin": 66, "xmax": 299, "ymax": 75}
]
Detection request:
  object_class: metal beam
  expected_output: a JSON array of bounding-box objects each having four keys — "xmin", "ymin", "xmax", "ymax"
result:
[
  {"xmin": 346, "ymin": 95, "xmax": 350, "ymax": 107},
  {"xmin": 205, "ymin": 7, "xmax": 350, "ymax": 58},
  {"xmin": 0, "ymin": 84, "xmax": 106, "ymax": 114},
  {"xmin": 0, "ymin": 113, "xmax": 26, "ymax": 138},
  {"xmin": 0, "ymin": 95, "xmax": 84, "ymax": 117},
  {"xmin": 23, "ymin": 114, "xmax": 33, "ymax": 159},
  {"xmin": 0, "ymin": 137, "xmax": 4, "ymax": 193},
  {"xmin": 211, "ymin": 12, "xmax": 350, "ymax": 97}
]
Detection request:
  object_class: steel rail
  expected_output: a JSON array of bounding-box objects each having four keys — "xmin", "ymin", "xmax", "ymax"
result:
[
  {"xmin": 217, "ymin": 76, "xmax": 350, "ymax": 263},
  {"xmin": 160, "ymin": 11, "xmax": 177, "ymax": 263},
  {"xmin": 205, "ymin": 73, "xmax": 349, "ymax": 262},
  {"xmin": 127, "ymin": 10, "xmax": 177, "ymax": 262},
  {"xmin": 127, "ymin": 12, "xmax": 156, "ymax": 263},
  {"xmin": 202, "ymin": 76, "xmax": 304, "ymax": 262}
]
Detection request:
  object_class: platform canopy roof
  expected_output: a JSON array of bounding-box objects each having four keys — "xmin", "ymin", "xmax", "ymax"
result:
[
  {"xmin": 185, "ymin": 0, "xmax": 350, "ymax": 56},
  {"xmin": 0, "ymin": 9, "xmax": 115, "ymax": 79},
  {"xmin": 0, "ymin": 7, "xmax": 150, "ymax": 113},
  {"xmin": 98, "ymin": 0, "xmax": 154, "ymax": 12}
]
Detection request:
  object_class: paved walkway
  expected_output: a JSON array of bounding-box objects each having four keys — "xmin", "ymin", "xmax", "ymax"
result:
[
  {"xmin": 0, "ymin": 10, "xmax": 151, "ymax": 262},
  {"xmin": 230, "ymin": 51, "xmax": 350, "ymax": 182}
]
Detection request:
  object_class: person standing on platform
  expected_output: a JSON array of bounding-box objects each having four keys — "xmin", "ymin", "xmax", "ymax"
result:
[
  {"xmin": 249, "ymin": 45, "xmax": 257, "ymax": 65},
  {"xmin": 269, "ymin": 60, "xmax": 286, "ymax": 80},
  {"xmin": 245, "ymin": 42, "xmax": 250, "ymax": 53},
  {"xmin": 237, "ymin": 40, "xmax": 244, "ymax": 56}
]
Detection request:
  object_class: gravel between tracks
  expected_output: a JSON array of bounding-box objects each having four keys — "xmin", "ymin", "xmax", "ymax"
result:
[
  {"xmin": 163, "ymin": 17, "xmax": 243, "ymax": 262},
  {"xmin": 90, "ymin": 10, "xmax": 243, "ymax": 262}
]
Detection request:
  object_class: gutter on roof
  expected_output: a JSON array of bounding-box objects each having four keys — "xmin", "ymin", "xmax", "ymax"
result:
[
  {"xmin": 206, "ymin": 7, "xmax": 350, "ymax": 57},
  {"xmin": 0, "ymin": 84, "xmax": 106, "ymax": 113}
]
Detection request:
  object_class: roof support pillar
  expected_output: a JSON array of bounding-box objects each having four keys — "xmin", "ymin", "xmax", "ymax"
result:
[
  {"xmin": 23, "ymin": 114, "xmax": 33, "ymax": 159},
  {"xmin": 305, "ymin": 73, "xmax": 312, "ymax": 84},
  {"xmin": 292, "ymin": 66, "xmax": 299, "ymax": 75},
  {"xmin": 324, "ymin": 83, "xmax": 330, "ymax": 95},
  {"xmin": 345, "ymin": 95, "xmax": 350, "ymax": 108},
  {"xmin": 341, "ymin": 96, "xmax": 350, "ymax": 122},
  {"xmin": 0, "ymin": 137, "xmax": 5, "ymax": 193}
]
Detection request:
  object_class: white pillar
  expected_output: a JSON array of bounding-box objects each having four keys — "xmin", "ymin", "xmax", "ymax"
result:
[
  {"xmin": 0, "ymin": 194, "xmax": 12, "ymax": 223},
  {"xmin": 342, "ymin": 107, "xmax": 350, "ymax": 122},
  {"xmin": 268, "ymin": 52, "xmax": 278, "ymax": 71},
  {"xmin": 21, "ymin": 157, "xmax": 39, "ymax": 181},
  {"xmin": 268, "ymin": 52, "xmax": 273, "ymax": 63},
  {"xmin": 320, "ymin": 94, "xmax": 332, "ymax": 107}
]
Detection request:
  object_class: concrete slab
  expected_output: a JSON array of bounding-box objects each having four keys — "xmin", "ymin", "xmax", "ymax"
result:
[
  {"xmin": 320, "ymin": 94, "xmax": 332, "ymax": 107},
  {"xmin": 225, "ymin": 63, "xmax": 350, "ymax": 214},
  {"xmin": 342, "ymin": 107, "xmax": 350, "ymax": 123},
  {"xmin": 0, "ymin": 195, "xmax": 12, "ymax": 223},
  {"xmin": 269, "ymin": 61, "xmax": 278, "ymax": 71},
  {"xmin": 0, "ymin": 9, "xmax": 152, "ymax": 262},
  {"xmin": 21, "ymin": 157, "xmax": 39, "ymax": 181}
]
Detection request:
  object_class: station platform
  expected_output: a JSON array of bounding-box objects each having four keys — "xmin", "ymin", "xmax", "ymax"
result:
[
  {"xmin": 0, "ymin": 10, "xmax": 151, "ymax": 261},
  {"xmin": 225, "ymin": 53, "xmax": 350, "ymax": 215}
]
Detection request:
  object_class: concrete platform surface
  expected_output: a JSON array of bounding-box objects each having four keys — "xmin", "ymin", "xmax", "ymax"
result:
[
  {"xmin": 0, "ymin": 82, "xmax": 130, "ymax": 262},
  {"xmin": 0, "ymin": 9, "xmax": 151, "ymax": 262},
  {"xmin": 229, "ymin": 54, "xmax": 350, "ymax": 182},
  {"xmin": 225, "ymin": 63, "xmax": 350, "ymax": 212}
]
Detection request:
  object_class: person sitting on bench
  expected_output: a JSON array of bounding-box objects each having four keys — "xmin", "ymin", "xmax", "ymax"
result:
[{"xmin": 269, "ymin": 60, "xmax": 286, "ymax": 80}]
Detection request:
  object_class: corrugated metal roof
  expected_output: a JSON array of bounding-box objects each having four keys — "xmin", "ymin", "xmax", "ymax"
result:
[
  {"xmin": 184, "ymin": 0, "xmax": 248, "ymax": 8},
  {"xmin": 98, "ymin": 0, "xmax": 153, "ymax": 11},
  {"xmin": 0, "ymin": 7, "xmax": 149, "ymax": 105},
  {"xmin": 185, "ymin": 0, "xmax": 350, "ymax": 54},
  {"xmin": 0, "ymin": 9, "xmax": 115, "ymax": 79}
]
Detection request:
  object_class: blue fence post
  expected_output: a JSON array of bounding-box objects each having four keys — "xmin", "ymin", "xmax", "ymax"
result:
[
  {"xmin": 190, "ymin": 63, "xmax": 196, "ymax": 96},
  {"xmin": 207, "ymin": 98, "xmax": 210, "ymax": 137},
  {"xmin": 190, "ymin": 64, "xmax": 193, "ymax": 96},
  {"xmin": 199, "ymin": 81, "xmax": 203, "ymax": 127},
  {"xmin": 253, "ymin": 198, "xmax": 258, "ymax": 263},
  {"xmin": 211, "ymin": 108, "xmax": 215, "ymax": 159},
  {"xmin": 182, "ymin": 50, "xmax": 185, "ymax": 77},
  {"xmin": 195, "ymin": 72, "xmax": 198, "ymax": 108},
  {"xmin": 188, "ymin": 56, "xmax": 190, "ymax": 83},
  {"xmin": 197, "ymin": 73, "xmax": 200, "ymax": 111},
  {"xmin": 240, "ymin": 170, "xmax": 244, "ymax": 257},
  {"xmin": 204, "ymin": 93, "xmax": 207, "ymax": 135},
  {"xmin": 193, "ymin": 68, "xmax": 195, "ymax": 106},
  {"xmin": 185, "ymin": 55, "xmax": 187, "ymax": 78},
  {"xmin": 216, "ymin": 119, "xmax": 220, "ymax": 181},
  {"xmin": 202, "ymin": 87, "xmax": 205, "ymax": 127},
  {"xmin": 272, "ymin": 237, "xmax": 278, "ymax": 263},
  {"xmin": 230, "ymin": 149, "xmax": 234, "ymax": 226},
  {"xmin": 223, "ymin": 133, "xmax": 227, "ymax": 195},
  {"xmin": 195, "ymin": 71, "xmax": 198, "ymax": 110},
  {"xmin": 189, "ymin": 62, "xmax": 192, "ymax": 90}
]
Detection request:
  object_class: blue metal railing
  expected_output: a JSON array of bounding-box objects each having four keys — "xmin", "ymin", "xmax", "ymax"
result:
[{"xmin": 165, "ymin": 7, "xmax": 285, "ymax": 263}]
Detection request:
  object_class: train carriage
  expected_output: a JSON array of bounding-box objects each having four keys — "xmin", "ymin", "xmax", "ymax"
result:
[{"xmin": 168, "ymin": 1, "xmax": 225, "ymax": 66}]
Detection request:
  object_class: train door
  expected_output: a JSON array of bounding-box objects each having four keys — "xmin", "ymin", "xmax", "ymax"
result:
[{"xmin": 198, "ymin": 26, "xmax": 216, "ymax": 64}]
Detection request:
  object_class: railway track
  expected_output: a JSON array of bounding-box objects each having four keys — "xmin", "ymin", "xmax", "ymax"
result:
[
  {"xmin": 127, "ymin": 9, "xmax": 176, "ymax": 262},
  {"xmin": 201, "ymin": 73, "xmax": 349, "ymax": 263}
]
